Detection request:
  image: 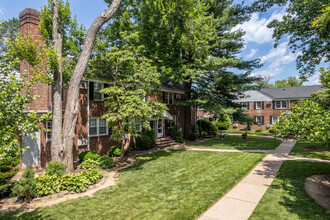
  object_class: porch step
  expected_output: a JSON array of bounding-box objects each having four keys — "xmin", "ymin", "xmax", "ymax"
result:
[{"xmin": 155, "ymin": 137, "xmax": 182, "ymax": 148}]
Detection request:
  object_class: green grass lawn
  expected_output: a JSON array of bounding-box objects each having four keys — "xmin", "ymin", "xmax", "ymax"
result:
[
  {"xmin": 190, "ymin": 135, "xmax": 281, "ymax": 150},
  {"xmin": 2, "ymin": 150, "xmax": 265, "ymax": 220},
  {"xmin": 290, "ymin": 140, "xmax": 330, "ymax": 160},
  {"xmin": 250, "ymin": 161, "xmax": 330, "ymax": 219}
]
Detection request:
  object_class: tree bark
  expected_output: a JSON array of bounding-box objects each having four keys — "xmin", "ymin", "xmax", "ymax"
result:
[
  {"xmin": 120, "ymin": 134, "xmax": 131, "ymax": 161},
  {"xmin": 183, "ymin": 80, "xmax": 192, "ymax": 138},
  {"xmin": 51, "ymin": 0, "xmax": 63, "ymax": 162},
  {"xmin": 62, "ymin": 0, "xmax": 122, "ymax": 171}
]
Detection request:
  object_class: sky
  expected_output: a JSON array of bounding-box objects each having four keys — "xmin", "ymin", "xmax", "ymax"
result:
[{"xmin": 0, "ymin": 0, "xmax": 323, "ymax": 85}]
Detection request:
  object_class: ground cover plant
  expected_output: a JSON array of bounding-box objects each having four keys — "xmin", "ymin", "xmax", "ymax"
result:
[
  {"xmin": 250, "ymin": 161, "xmax": 330, "ymax": 219},
  {"xmin": 2, "ymin": 150, "xmax": 265, "ymax": 219},
  {"xmin": 190, "ymin": 135, "xmax": 281, "ymax": 150},
  {"xmin": 290, "ymin": 140, "xmax": 330, "ymax": 161}
]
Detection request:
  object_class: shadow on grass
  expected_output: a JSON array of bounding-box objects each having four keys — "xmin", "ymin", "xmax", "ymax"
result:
[{"xmin": 252, "ymin": 161, "xmax": 330, "ymax": 219}]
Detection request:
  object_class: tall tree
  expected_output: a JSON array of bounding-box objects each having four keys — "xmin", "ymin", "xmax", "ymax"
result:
[
  {"xmin": 250, "ymin": 0, "xmax": 330, "ymax": 77},
  {"xmin": 0, "ymin": 18, "xmax": 19, "ymax": 68},
  {"xmin": 257, "ymin": 76, "xmax": 306, "ymax": 88}
]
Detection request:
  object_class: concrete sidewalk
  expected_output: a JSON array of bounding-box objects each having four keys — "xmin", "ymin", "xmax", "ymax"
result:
[{"xmin": 198, "ymin": 139, "xmax": 295, "ymax": 220}]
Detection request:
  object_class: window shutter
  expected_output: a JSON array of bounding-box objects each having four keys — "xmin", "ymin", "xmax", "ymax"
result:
[
  {"xmin": 89, "ymin": 82, "xmax": 94, "ymax": 100},
  {"xmin": 247, "ymin": 102, "xmax": 250, "ymax": 109},
  {"xmin": 272, "ymin": 101, "xmax": 275, "ymax": 109},
  {"xmin": 262, "ymin": 102, "xmax": 264, "ymax": 109},
  {"xmin": 104, "ymin": 84, "xmax": 109, "ymax": 98},
  {"xmin": 254, "ymin": 102, "xmax": 256, "ymax": 109},
  {"xmin": 174, "ymin": 93, "xmax": 176, "ymax": 104},
  {"xmin": 270, "ymin": 116, "xmax": 272, "ymax": 125},
  {"xmin": 163, "ymin": 92, "xmax": 166, "ymax": 103},
  {"xmin": 261, "ymin": 116, "xmax": 264, "ymax": 125}
]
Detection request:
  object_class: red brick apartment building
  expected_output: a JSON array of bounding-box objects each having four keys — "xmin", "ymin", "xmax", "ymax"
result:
[
  {"xmin": 19, "ymin": 8, "xmax": 197, "ymax": 168},
  {"xmin": 230, "ymin": 85, "xmax": 324, "ymax": 130}
]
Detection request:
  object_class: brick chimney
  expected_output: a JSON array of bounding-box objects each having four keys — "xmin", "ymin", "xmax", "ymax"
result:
[{"xmin": 19, "ymin": 8, "xmax": 51, "ymax": 111}]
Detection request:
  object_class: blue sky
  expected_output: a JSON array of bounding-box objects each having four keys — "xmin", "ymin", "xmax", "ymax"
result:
[{"xmin": 0, "ymin": 0, "xmax": 322, "ymax": 85}]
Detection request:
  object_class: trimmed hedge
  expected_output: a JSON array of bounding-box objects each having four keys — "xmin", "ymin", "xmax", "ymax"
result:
[
  {"xmin": 136, "ymin": 135, "xmax": 152, "ymax": 150},
  {"xmin": 78, "ymin": 151, "xmax": 100, "ymax": 162},
  {"xmin": 197, "ymin": 119, "xmax": 218, "ymax": 137}
]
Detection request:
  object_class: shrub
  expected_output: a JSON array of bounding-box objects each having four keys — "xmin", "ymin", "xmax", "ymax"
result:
[
  {"xmin": 188, "ymin": 133, "xmax": 198, "ymax": 141},
  {"xmin": 144, "ymin": 129, "xmax": 155, "ymax": 142},
  {"xmin": 46, "ymin": 161, "xmax": 66, "ymax": 176},
  {"xmin": 215, "ymin": 115, "xmax": 231, "ymax": 130},
  {"xmin": 136, "ymin": 135, "xmax": 152, "ymax": 150},
  {"xmin": 170, "ymin": 125, "xmax": 184, "ymax": 143},
  {"xmin": 255, "ymin": 128, "xmax": 263, "ymax": 132},
  {"xmin": 78, "ymin": 151, "xmax": 89, "ymax": 162},
  {"xmin": 108, "ymin": 145, "xmax": 122, "ymax": 157},
  {"xmin": 98, "ymin": 156, "xmax": 115, "ymax": 169},
  {"xmin": 197, "ymin": 119, "xmax": 218, "ymax": 137},
  {"xmin": 11, "ymin": 168, "xmax": 36, "ymax": 202},
  {"xmin": 84, "ymin": 151, "xmax": 100, "ymax": 161},
  {"xmin": 80, "ymin": 159, "xmax": 100, "ymax": 169},
  {"xmin": 0, "ymin": 156, "xmax": 20, "ymax": 198},
  {"xmin": 34, "ymin": 169, "xmax": 103, "ymax": 197}
]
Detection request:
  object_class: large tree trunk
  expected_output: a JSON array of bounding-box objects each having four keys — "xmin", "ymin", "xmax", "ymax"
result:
[
  {"xmin": 50, "ymin": 0, "xmax": 63, "ymax": 162},
  {"xmin": 120, "ymin": 134, "xmax": 131, "ymax": 161},
  {"xmin": 62, "ymin": 0, "xmax": 122, "ymax": 171},
  {"xmin": 183, "ymin": 80, "xmax": 192, "ymax": 138}
]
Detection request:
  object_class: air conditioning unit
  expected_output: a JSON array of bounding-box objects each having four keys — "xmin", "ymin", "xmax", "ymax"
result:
[
  {"xmin": 78, "ymin": 139, "xmax": 88, "ymax": 146},
  {"xmin": 233, "ymin": 123, "xmax": 238, "ymax": 128},
  {"xmin": 80, "ymin": 82, "xmax": 87, "ymax": 89},
  {"xmin": 266, "ymin": 124, "xmax": 271, "ymax": 128}
]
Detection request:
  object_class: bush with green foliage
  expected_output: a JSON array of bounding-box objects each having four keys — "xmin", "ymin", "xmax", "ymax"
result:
[
  {"xmin": 108, "ymin": 145, "xmax": 122, "ymax": 157},
  {"xmin": 188, "ymin": 133, "xmax": 198, "ymax": 141},
  {"xmin": 0, "ymin": 155, "xmax": 20, "ymax": 198},
  {"xmin": 197, "ymin": 119, "xmax": 218, "ymax": 137},
  {"xmin": 170, "ymin": 125, "xmax": 184, "ymax": 143},
  {"xmin": 215, "ymin": 115, "xmax": 231, "ymax": 130},
  {"xmin": 78, "ymin": 151, "xmax": 100, "ymax": 162},
  {"xmin": 144, "ymin": 129, "xmax": 155, "ymax": 142},
  {"xmin": 46, "ymin": 161, "xmax": 66, "ymax": 176},
  {"xmin": 136, "ymin": 135, "xmax": 152, "ymax": 150},
  {"xmin": 98, "ymin": 156, "xmax": 115, "ymax": 169},
  {"xmin": 11, "ymin": 168, "xmax": 36, "ymax": 202},
  {"xmin": 255, "ymin": 129, "xmax": 263, "ymax": 132},
  {"xmin": 80, "ymin": 159, "xmax": 100, "ymax": 169},
  {"xmin": 34, "ymin": 169, "xmax": 103, "ymax": 197}
]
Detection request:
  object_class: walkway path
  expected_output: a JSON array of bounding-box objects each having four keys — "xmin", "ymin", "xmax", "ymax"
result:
[{"xmin": 198, "ymin": 139, "xmax": 296, "ymax": 220}]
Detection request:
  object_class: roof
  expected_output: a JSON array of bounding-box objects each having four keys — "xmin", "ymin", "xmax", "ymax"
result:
[
  {"xmin": 260, "ymin": 85, "xmax": 324, "ymax": 99},
  {"xmin": 234, "ymin": 90, "xmax": 273, "ymax": 102},
  {"xmin": 161, "ymin": 79, "xmax": 184, "ymax": 91}
]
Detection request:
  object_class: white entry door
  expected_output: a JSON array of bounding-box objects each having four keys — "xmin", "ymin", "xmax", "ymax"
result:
[
  {"xmin": 22, "ymin": 132, "xmax": 41, "ymax": 168},
  {"xmin": 157, "ymin": 120, "xmax": 164, "ymax": 138}
]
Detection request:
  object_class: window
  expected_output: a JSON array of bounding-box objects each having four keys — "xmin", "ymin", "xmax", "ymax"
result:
[
  {"xmin": 93, "ymin": 83, "xmax": 103, "ymax": 101},
  {"xmin": 272, "ymin": 116, "xmax": 280, "ymax": 124},
  {"xmin": 89, "ymin": 118, "xmax": 108, "ymax": 136},
  {"xmin": 164, "ymin": 92, "xmax": 175, "ymax": 105},
  {"xmin": 275, "ymin": 101, "xmax": 287, "ymax": 109},
  {"xmin": 255, "ymin": 102, "xmax": 262, "ymax": 109},
  {"xmin": 254, "ymin": 116, "xmax": 264, "ymax": 124},
  {"xmin": 241, "ymin": 102, "xmax": 249, "ymax": 109},
  {"xmin": 46, "ymin": 121, "xmax": 52, "ymax": 141}
]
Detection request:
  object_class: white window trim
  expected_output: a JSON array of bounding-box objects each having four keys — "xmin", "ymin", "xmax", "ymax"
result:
[
  {"xmin": 46, "ymin": 120, "xmax": 52, "ymax": 142},
  {"xmin": 241, "ymin": 102, "xmax": 249, "ymax": 109},
  {"xmin": 94, "ymin": 83, "xmax": 104, "ymax": 101},
  {"xmin": 275, "ymin": 100, "xmax": 287, "ymax": 109},
  {"xmin": 89, "ymin": 118, "xmax": 109, "ymax": 137},
  {"xmin": 272, "ymin": 116, "xmax": 280, "ymax": 125},
  {"xmin": 255, "ymin": 116, "xmax": 263, "ymax": 124},
  {"xmin": 165, "ymin": 92, "xmax": 175, "ymax": 105},
  {"xmin": 256, "ymin": 101, "xmax": 262, "ymax": 109}
]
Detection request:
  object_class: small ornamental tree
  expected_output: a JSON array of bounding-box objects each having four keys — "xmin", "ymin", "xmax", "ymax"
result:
[
  {"xmin": 0, "ymin": 61, "xmax": 50, "ymax": 159},
  {"xmin": 95, "ymin": 29, "xmax": 167, "ymax": 161},
  {"xmin": 271, "ymin": 70, "xmax": 330, "ymax": 147}
]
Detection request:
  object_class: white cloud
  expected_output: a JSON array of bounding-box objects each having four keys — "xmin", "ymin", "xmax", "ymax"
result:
[
  {"xmin": 246, "ymin": 49, "xmax": 258, "ymax": 58},
  {"xmin": 233, "ymin": 8, "xmax": 287, "ymax": 44},
  {"xmin": 0, "ymin": 7, "xmax": 5, "ymax": 15},
  {"xmin": 260, "ymin": 42, "xmax": 297, "ymax": 68},
  {"xmin": 305, "ymin": 72, "xmax": 321, "ymax": 85},
  {"xmin": 252, "ymin": 67, "xmax": 284, "ymax": 78}
]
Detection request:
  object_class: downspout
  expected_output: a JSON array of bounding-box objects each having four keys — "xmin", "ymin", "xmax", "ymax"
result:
[{"xmin": 87, "ymin": 79, "xmax": 90, "ymax": 151}]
